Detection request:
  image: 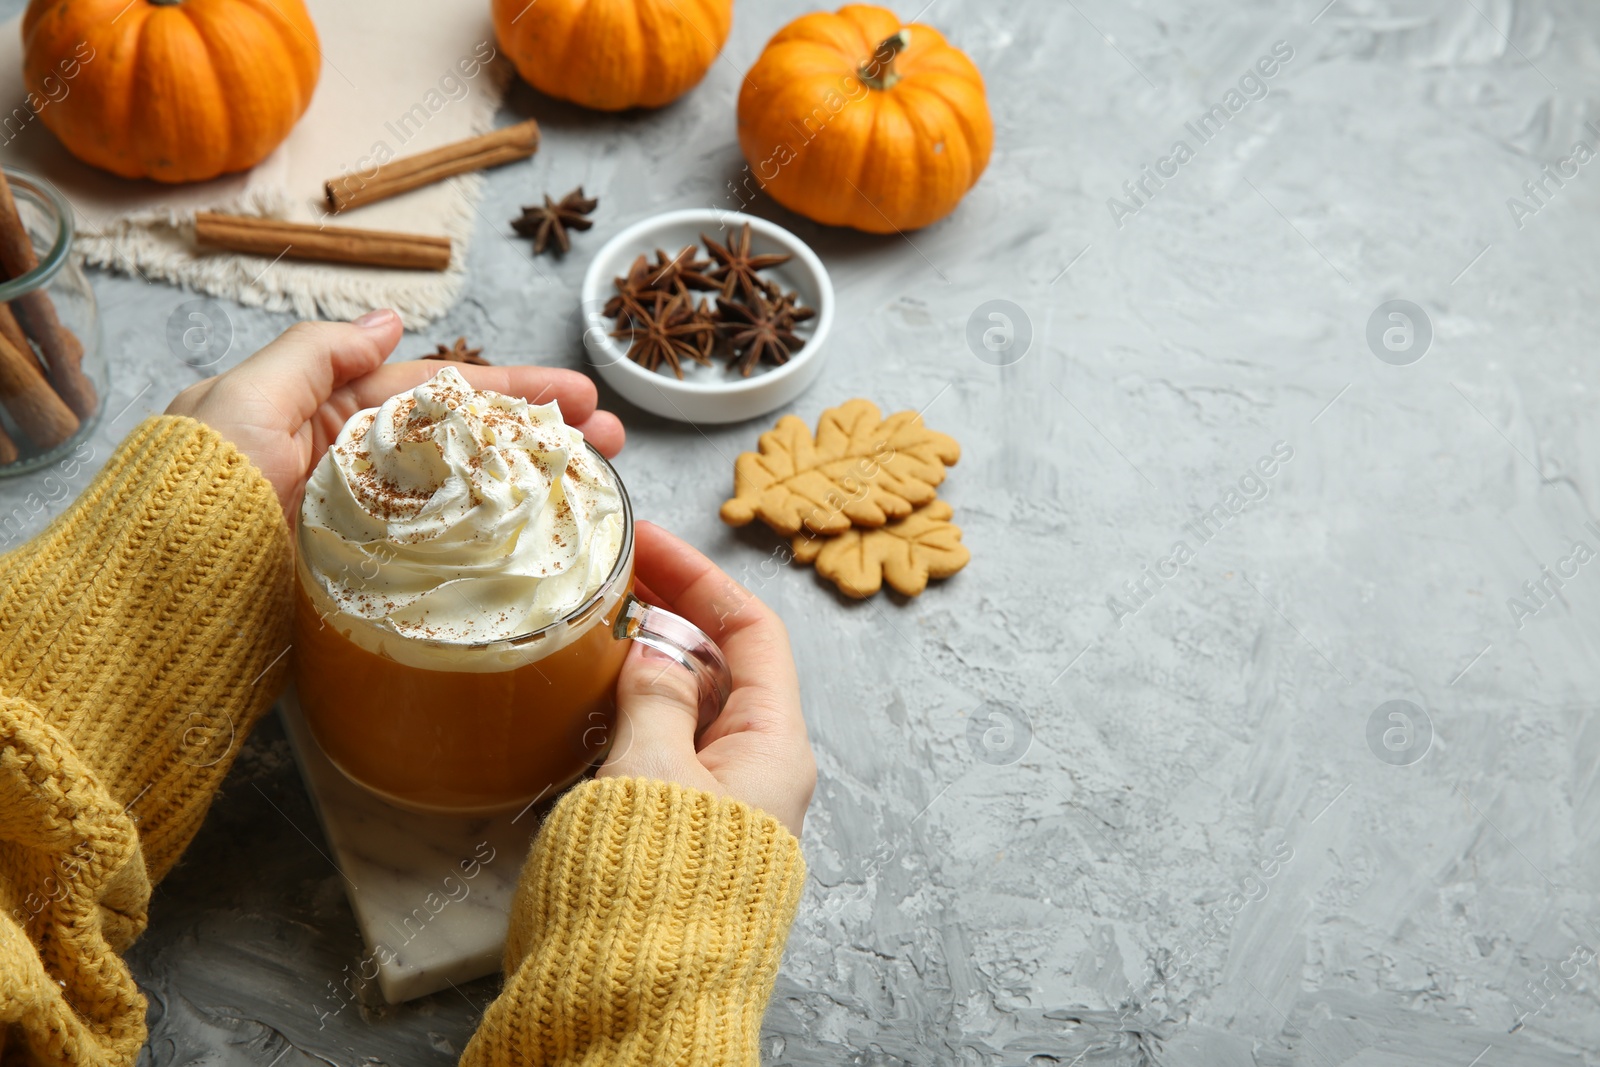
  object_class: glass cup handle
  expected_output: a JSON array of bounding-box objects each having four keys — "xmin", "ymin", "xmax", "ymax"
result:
[{"xmin": 614, "ymin": 593, "xmax": 732, "ymax": 734}]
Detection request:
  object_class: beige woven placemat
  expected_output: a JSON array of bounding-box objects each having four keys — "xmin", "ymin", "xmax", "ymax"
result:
[{"xmin": 0, "ymin": 1, "xmax": 515, "ymax": 327}]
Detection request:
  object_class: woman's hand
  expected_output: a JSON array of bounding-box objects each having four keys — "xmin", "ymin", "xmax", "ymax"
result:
[
  {"xmin": 602, "ymin": 521, "xmax": 816, "ymax": 837},
  {"xmin": 165, "ymin": 309, "xmax": 626, "ymax": 517}
]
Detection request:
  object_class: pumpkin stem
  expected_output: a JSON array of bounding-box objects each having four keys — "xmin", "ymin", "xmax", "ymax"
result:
[{"xmin": 859, "ymin": 30, "xmax": 911, "ymax": 91}]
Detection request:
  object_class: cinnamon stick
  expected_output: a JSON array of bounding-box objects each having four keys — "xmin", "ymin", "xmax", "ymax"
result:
[
  {"xmin": 194, "ymin": 213, "xmax": 452, "ymax": 272},
  {"xmin": 324, "ymin": 118, "xmax": 541, "ymax": 214},
  {"xmin": 0, "ymin": 423, "xmax": 17, "ymax": 465},
  {"xmin": 0, "ymin": 171, "xmax": 97, "ymax": 419},
  {"xmin": 0, "ymin": 328, "xmax": 78, "ymax": 449},
  {"xmin": 0, "ymin": 301, "xmax": 30, "ymax": 359}
]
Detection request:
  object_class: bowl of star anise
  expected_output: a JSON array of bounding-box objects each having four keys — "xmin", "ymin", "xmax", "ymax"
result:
[{"xmin": 580, "ymin": 209, "xmax": 834, "ymax": 424}]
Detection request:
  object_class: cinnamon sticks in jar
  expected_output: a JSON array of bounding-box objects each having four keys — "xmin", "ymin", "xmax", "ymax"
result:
[
  {"xmin": 0, "ymin": 170, "xmax": 91, "ymax": 455},
  {"xmin": 0, "ymin": 326, "xmax": 78, "ymax": 449}
]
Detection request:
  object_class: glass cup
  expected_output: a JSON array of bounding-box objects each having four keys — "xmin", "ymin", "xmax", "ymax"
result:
[
  {"xmin": 291, "ymin": 445, "xmax": 731, "ymax": 814},
  {"xmin": 0, "ymin": 167, "xmax": 105, "ymax": 476}
]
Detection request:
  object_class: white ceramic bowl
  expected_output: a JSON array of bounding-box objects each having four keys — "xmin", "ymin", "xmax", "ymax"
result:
[{"xmin": 581, "ymin": 209, "xmax": 834, "ymax": 425}]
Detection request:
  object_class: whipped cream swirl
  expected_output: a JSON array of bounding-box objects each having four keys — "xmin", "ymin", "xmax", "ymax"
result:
[{"xmin": 301, "ymin": 367, "xmax": 624, "ymax": 644}]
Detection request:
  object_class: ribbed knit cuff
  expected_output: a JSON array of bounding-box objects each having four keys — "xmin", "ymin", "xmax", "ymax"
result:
[
  {"xmin": 0, "ymin": 415, "xmax": 292, "ymax": 883},
  {"xmin": 0, "ymin": 692, "xmax": 149, "ymax": 1067},
  {"xmin": 462, "ymin": 778, "xmax": 806, "ymax": 1067}
]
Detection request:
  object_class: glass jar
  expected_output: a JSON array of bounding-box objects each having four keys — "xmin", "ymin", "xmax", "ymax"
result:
[{"xmin": 0, "ymin": 167, "xmax": 105, "ymax": 476}]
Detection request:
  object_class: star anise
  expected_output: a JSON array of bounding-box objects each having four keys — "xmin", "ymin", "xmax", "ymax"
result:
[
  {"xmin": 702, "ymin": 223, "xmax": 791, "ymax": 302},
  {"xmin": 604, "ymin": 254, "xmax": 661, "ymax": 319},
  {"xmin": 613, "ymin": 295, "xmax": 717, "ymax": 379},
  {"xmin": 717, "ymin": 291, "xmax": 807, "ymax": 377},
  {"xmin": 646, "ymin": 244, "xmax": 719, "ymax": 295},
  {"xmin": 771, "ymin": 289, "xmax": 816, "ymax": 328},
  {"xmin": 604, "ymin": 246, "xmax": 719, "ymax": 320},
  {"xmin": 679, "ymin": 297, "xmax": 722, "ymax": 363},
  {"xmin": 422, "ymin": 336, "xmax": 488, "ymax": 365},
  {"xmin": 512, "ymin": 187, "xmax": 598, "ymax": 256}
]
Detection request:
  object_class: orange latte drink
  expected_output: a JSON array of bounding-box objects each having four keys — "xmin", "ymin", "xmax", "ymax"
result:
[{"xmin": 293, "ymin": 367, "xmax": 643, "ymax": 813}]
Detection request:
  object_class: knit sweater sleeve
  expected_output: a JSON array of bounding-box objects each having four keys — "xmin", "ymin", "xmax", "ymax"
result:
[
  {"xmin": 0, "ymin": 415, "xmax": 292, "ymax": 1067},
  {"xmin": 460, "ymin": 777, "xmax": 807, "ymax": 1067}
]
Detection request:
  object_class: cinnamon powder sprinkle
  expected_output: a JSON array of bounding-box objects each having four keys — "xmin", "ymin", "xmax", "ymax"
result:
[{"xmin": 313, "ymin": 368, "xmax": 621, "ymax": 642}]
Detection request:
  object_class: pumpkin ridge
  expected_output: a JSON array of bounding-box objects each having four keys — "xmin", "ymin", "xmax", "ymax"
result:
[
  {"xmin": 900, "ymin": 73, "xmax": 992, "ymax": 179},
  {"xmin": 24, "ymin": 0, "xmax": 124, "ymax": 43},
  {"xmin": 541, "ymin": 0, "xmax": 594, "ymax": 103},
  {"xmin": 684, "ymin": 0, "xmax": 731, "ymax": 38},
  {"xmin": 887, "ymin": 82, "xmax": 977, "ymax": 191},
  {"xmin": 97, "ymin": 12, "xmax": 148, "ymax": 177},
  {"xmin": 630, "ymin": 0, "xmax": 666, "ymax": 108},
  {"xmin": 898, "ymin": 21, "xmax": 953, "ymax": 56},
  {"xmin": 631, "ymin": 0, "xmax": 673, "ymax": 110},
  {"xmin": 565, "ymin": 0, "xmax": 636, "ymax": 110},
  {"xmin": 551, "ymin": 0, "xmax": 595, "ymax": 88},
  {"xmin": 176, "ymin": 8, "xmax": 238, "ymax": 173},
  {"xmin": 881, "ymin": 86, "xmax": 955, "ymax": 205},
  {"xmin": 758, "ymin": 71, "xmax": 857, "ymax": 146},
  {"xmin": 839, "ymin": 4, "xmax": 903, "ymax": 58},
  {"xmin": 760, "ymin": 41, "xmax": 859, "ymax": 81},
  {"xmin": 128, "ymin": 13, "xmax": 171, "ymax": 178},
  {"xmin": 641, "ymin": 0, "xmax": 727, "ymax": 108},
  {"xmin": 193, "ymin": 0, "xmax": 313, "ymax": 170},
  {"xmin": 768, "ymin": 10, "xmax": 863, "ymax": 54},
  {"xmin": 845, "ymin": 91, "xmax": 898, "ymax": 231},
  {"xmin": 233, "ymin": 0, "xmax": 322, "ymax": 101},
  {"xmin": 899, "ymin": 48, "xmax": 975, "ymax": 79}
]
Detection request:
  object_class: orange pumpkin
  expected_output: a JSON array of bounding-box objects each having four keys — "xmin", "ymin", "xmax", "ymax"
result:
[
  {"xmin": 21, "ymin": 0, "xmax": 321, "ymax": 184},
  {"xmin": 492, "ymin": 0, "xmax": 732, "ymax": 112},
  {"xmin": 737, "ymin": 5, "xmax": 993, "ymax": 233}
]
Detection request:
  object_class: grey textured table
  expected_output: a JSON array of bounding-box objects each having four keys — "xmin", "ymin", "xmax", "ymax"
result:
[{"xmin": 4, "ymin": 1, "xmax": 1600, "ymax": 1063}]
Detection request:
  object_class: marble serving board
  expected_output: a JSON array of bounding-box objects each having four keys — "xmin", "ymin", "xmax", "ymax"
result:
[{"xmin": 278, "ymin": 690, "xmax": 542, "ymax": 1004}]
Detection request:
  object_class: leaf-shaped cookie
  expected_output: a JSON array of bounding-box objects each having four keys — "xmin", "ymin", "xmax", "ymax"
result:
[
  {"xmin": 792, "ymin": 499, "xmax": 970, "ymax": 598},
  {"xmin": 720, "ymin": 399, "xmax": 961, "ymax": 536}
]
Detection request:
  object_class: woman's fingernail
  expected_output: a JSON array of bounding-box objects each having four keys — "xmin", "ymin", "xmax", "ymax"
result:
[{"xmin": 354, "ymin": 308, "xmax": 396, "ymax": 328}]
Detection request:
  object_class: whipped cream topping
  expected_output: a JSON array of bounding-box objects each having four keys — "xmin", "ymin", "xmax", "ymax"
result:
[{"xmin": 300, "ymin": 367, "xmax": 624, "ymax": 645}]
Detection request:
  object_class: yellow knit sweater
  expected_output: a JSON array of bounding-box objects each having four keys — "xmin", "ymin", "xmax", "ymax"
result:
[{"xmin": 0, "ymin": 417, "xmax": 805, "ymax": 1067}]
